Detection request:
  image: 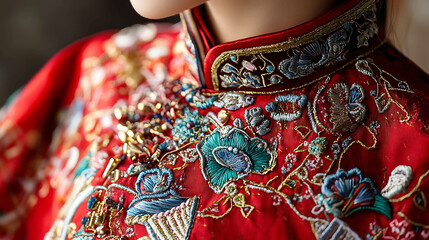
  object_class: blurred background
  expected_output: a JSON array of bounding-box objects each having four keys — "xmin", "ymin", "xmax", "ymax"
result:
[
  {"xmin": 387, "ymin": 0, "xmax": 429, "ymax": 74},
  {"xmin": 0, "ymin": 0, "xmax": 428, "ymax": 106},
  {"xmin": 0, "ymin": 0, "xmax": 179, "ymax": 106}
]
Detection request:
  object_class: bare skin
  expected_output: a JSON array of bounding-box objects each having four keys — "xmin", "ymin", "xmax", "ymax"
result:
[
  {"xmin": 129, "ymin": 0, "xmax": 208, "ymax": 19},
  {"xmin": 130, "ymin": 0, "xmax": 341, "ymax": 43}
]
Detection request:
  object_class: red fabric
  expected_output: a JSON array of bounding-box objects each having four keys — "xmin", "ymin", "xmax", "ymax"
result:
[
  {"xmin": 191, "ymin": 6, "xmax": 215, "ymax": 51},
  {"xmin": 0, "ymin": 32, "xmax": 115, "ymax": 239},
  {"xmin": 202, "ymin": 0, "xmax": 364, "ymax": 89},
  {"xmin": 1, "ymin": 1, "xmax": 429, "ymax": 240}
]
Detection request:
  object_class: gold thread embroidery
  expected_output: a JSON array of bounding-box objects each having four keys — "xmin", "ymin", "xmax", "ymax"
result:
[
  {"xmin": 413, "ymin": 190, "xmax": 427, "ymax": 211},
  {"xmin": 294, "ymin": 126, "xmax": 312, "ymax": 139},
  {"xmin": 266, "ymin": 175, "xmax": 279, "ymax": 186},
  {"xmin": 373, "ymin": 228, "xmax": 387, "ymax": 240},
  {"xmin": 199, "ymin": 195, "xmax": 233, "ymax": 219},
  {"xmin": 390, "ymin": 170, "xmax": 429, "ymax": 202},
  {"xmin": 337, "ymin": 123, "xmax": 377, "ymax": 169},
  {"xmin": 211, "ymin": 0, "xmax": 379, "ymax": 91},
  {"xmin": 243, "ymin": 180, "xmax": 327, "ymax": 223},
  {"xmin": 203, "ymin": 40, "xmax": 385, "ymax": 95},
  {"xmin": 397, "ymin": 212, "xmax": 429, "ymax": 229},
  {"xmin": 278, "ymin": 155, "xmax": 310, "ymax": 190},
  {"xmin": 362, "ymin": 59, "xmax": 413, "ymax": 122},
  {"xmin": 159, "ymin": 142, "xmax": 195, "ymax": 164}
]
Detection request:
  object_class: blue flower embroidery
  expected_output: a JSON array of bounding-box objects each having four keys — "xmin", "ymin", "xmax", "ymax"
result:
[
  {"xmin": 127, "ymin": 167, "xmax": 189, "ymax": 217},
  {"xmin": 279, "ymin": 28, "xmax": 351, "ymax": 79},
  {"xmin": 197, "ymin": 126, "xmax": 275, "ymax": 194},
  {"xmin": 320, "ymin": 168, "xmax": 392, "ymax": 219}
]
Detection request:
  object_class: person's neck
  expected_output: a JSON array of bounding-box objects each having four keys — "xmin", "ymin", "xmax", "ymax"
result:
[{"xmin": 205, "ymin": 0, "xmax": 341, "ymax": 44}]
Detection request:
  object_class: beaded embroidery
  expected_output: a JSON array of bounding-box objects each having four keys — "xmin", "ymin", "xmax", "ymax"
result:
[{"xmin": 172, "ymin": 107, "xmax": 210, "ymax": 145}]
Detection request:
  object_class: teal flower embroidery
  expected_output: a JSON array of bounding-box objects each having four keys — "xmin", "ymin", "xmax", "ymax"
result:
[{"xmin": 197, "ymin": 126, "xmax": 275, "ymax": 194}]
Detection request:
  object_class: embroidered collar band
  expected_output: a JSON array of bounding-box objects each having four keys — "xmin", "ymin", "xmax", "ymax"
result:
[{"xmin": 182, "ymin": 0, "xmax": 384, "ymax": 94}]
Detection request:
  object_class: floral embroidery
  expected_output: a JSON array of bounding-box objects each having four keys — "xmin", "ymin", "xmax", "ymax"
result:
[
  {"xmin": 127, "ymin": 167, "xmax": 189, "ymax": 217},
  {"xmin": 32, "ymin": 1, "xmax": 425, "ymax": 239},
  {"xmin": 328, "ymin": 83, "xmax": 366, "ymax": 132},
  {"xmin": 279, "ymin": 27, "xmax": 351, "ymax": 79},
  {"xmin": 219, "ymin": 54, "xmax": 281, "ymax": 88},
  {"xmin": 173, "ymin": 107, "xmax": 210, "ymax": 145},
  {"xmin": 366, "ymin": 221, "xmax": 383, "ymax": 240},
  {"xmin": 197, "ymin": 126, "xmax": 275, "ymax": 194},
  {"xmin": 213, "ymin": 92, "xmax": 255, "ymax": 110},
  {"xmin": 320, "ymin": 168, "xmax": 392, "ymax": 219},
  {"xmin": 265, "ymin": 94, "xmax": 308, "ymax": 121},
  {"xmin": 233, "ymin": 118, "xmax": 245, "ymax": 128},
  {"xmin": 244, "ymin": 107, "xmax": 271, "ymax": 136},
  {"xmin": 302, "ymin": 137, "xmax": 328, "ymax": 171},
  {"xmin": 209, "ymin": 0, "xmax": 382, "ymax": 93},
  {"xmin": 305, "ymin": 157, "xmax": 324, "ymax": 171},
  {"xmin": 357, "ymin": 6, "xmax": 379, "ymax": 48}
]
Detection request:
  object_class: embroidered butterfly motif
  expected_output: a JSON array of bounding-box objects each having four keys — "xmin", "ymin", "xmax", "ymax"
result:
[{"xmin": 327, "ymin": 83, "xmax": 366, "ymax": 132}]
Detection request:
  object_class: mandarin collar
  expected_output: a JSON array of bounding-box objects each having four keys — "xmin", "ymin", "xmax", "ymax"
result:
[{"xmin": 182, "ymin": 0, "xmax": 385, "ymax": 94}]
